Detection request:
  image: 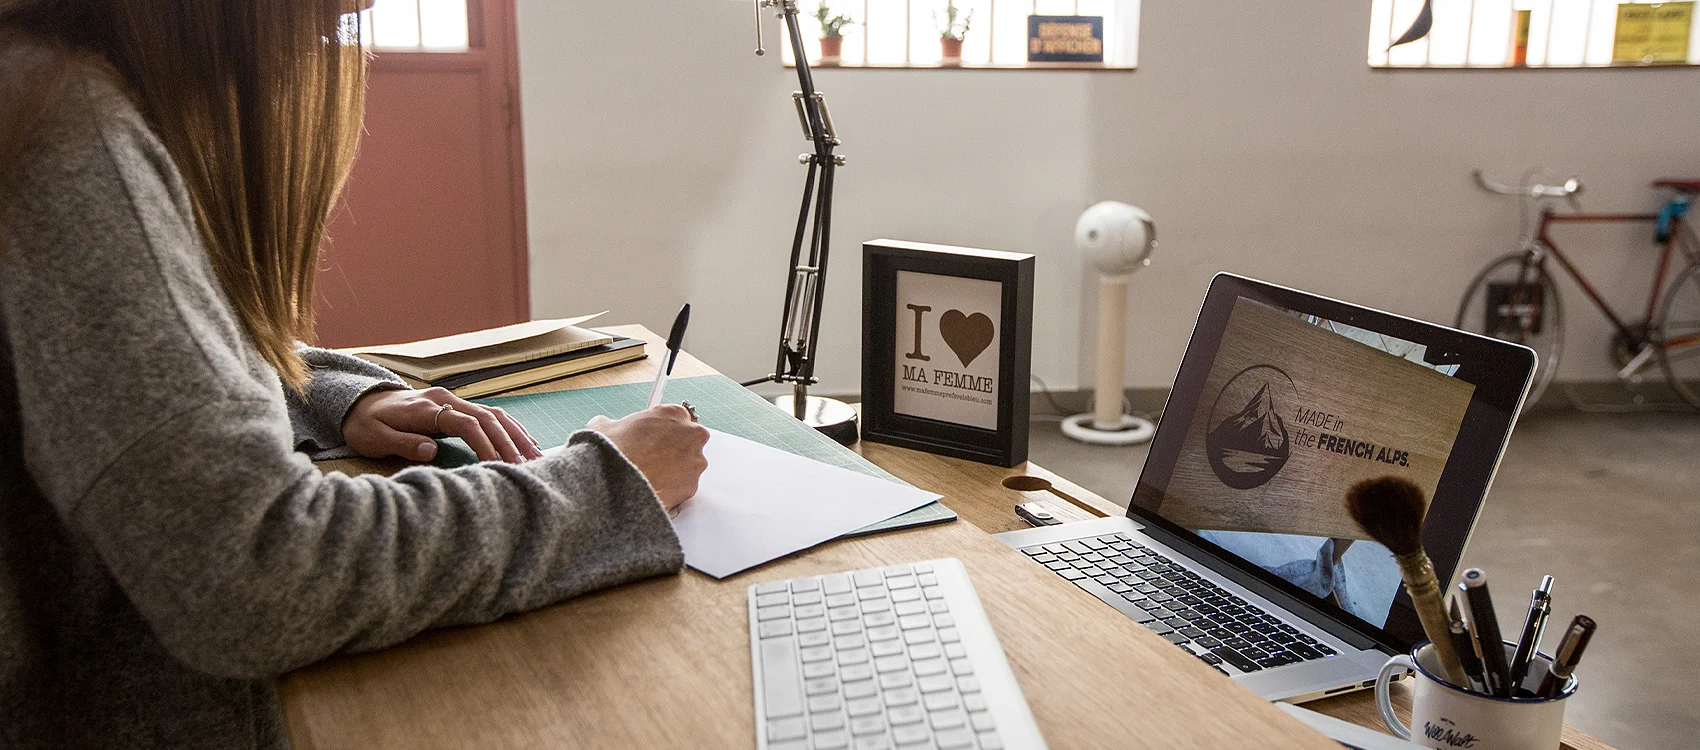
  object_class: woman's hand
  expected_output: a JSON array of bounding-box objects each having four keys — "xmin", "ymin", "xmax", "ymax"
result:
[
  {"xmin": 587, "ymin": 405, "xmax": 710, "ymax": 510},
  {"xmin": 343, "ymin": 387, "xmax": 544, "ymax": 463}
]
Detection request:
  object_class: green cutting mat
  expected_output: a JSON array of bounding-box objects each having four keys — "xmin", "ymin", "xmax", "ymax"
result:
[{"xmin": 435, "ymin": 374, "xmax": 956, "ymax": 535}]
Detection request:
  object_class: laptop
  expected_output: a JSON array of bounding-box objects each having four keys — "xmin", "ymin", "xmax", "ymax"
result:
[{"xmin": 997, "ymin": 273, "xmax": 1535, "ymax": 703}]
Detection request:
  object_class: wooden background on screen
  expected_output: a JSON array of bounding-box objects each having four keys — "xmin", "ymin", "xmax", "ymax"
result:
[{"xmin": 1155, "ymin": 299, "xmax": 1475, "ymax": 540}]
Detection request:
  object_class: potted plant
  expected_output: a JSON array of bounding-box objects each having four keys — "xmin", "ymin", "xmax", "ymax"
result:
[
  {"xmin": 936, "ymin": 1, "xmax": 973, "ymax": 64},
  {"xmin": 815, "ymin": 4, "xmax": 854, "ymax": 65}
]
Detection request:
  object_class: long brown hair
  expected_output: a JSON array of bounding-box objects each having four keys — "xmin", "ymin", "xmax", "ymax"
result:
[{"xmin": 0, "ymin": 0, "xmax": 367, "ymax": 388}]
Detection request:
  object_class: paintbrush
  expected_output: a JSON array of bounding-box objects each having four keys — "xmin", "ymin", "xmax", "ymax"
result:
[{"xmin": 1346, "ymin": 476, "xmax": 1469, "ymax": 686}]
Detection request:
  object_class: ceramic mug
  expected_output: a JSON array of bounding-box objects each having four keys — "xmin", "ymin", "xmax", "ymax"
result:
[{"xmin": 1374, "ymin": 641, "xmax": 1577, "ymax": 750}]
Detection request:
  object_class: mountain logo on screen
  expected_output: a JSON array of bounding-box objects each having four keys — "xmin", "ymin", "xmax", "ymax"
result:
[{"xmin": 1204, "ymin": 365, "xmax": 1297, "ymax": 489}]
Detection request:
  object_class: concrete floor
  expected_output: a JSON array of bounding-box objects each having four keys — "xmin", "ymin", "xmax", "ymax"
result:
[{"xmin": 1027, "ymin": 410, "xmax": 1699, "ymax": 750}]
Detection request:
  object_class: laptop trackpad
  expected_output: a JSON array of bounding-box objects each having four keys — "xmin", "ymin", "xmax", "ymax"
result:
[{"xmin": 1235, "ymin": 652, "xmax": 1371, "ymax": 699}]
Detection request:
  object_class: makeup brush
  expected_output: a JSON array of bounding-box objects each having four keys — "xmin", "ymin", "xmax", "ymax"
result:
[{"xmin": 1346, "ymin": 476, "xmax": 1469, "ymax": 686}]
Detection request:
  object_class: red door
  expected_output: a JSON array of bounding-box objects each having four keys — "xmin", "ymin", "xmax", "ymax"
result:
[{"xmin": 314, "ymin": 0, "xmax": 529, "ymax": 348}]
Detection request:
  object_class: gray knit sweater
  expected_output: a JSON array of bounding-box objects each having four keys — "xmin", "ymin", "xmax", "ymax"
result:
[{"xmin": 0, "ymin": 59, "xmax": 685, "ymax": 748}]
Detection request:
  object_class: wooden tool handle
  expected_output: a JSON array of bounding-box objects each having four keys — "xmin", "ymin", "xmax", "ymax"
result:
[{"xmin": 1397, "ymin": 551, "xmax": 1468, "ymax": 686}]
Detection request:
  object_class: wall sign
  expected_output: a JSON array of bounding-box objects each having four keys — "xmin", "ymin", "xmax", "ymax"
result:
[
  {"xmin": 1027, "ymin": 15, "xmax": 1105, "ymax": 63},
  {"xmin": 863, "ymin": 240, "xmax": 1034, "ymax": 466},
  {"xmin": 1613, "ymin": 2, "xmax": 1692, "ymax": 64}
]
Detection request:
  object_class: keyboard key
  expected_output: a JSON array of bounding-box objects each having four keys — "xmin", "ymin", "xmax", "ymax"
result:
[
  {"xmin": 969, "ymin": 711, "xmax": 995, "ymax": 731},
  {"xmin": 918, "ymin": 574, "xmax": 939, "ymax": 586},
  {"xmin": 886, "ymin": 576, "xmax": 917, "ymax": 590},
  {"xmin": 979, "ymin": 730, "xmax": 1005, "ymax": 749},
  {"xmin": 854, "ymin": 570, "xmax": 883, "ymax": 588},
  {"xmin": 769, "ymin": 716, "xmax": 807, "ymax": 741},
  {"xmin": 891, "ymin": 589, "xmax": 922, "ymax": 604},
  {"xmin": 798, "ymin": 618, "xmax": 828, "ymax": 634},
  {"xmin": 963, "ymin": 693, "xmax": 988, "ymax": 712},
  {"xmin": 937, "ymin": 628, "xmax": 960, "ymax": 644},
  {"xmin": 903, "ymin": 630, "xmax": 935, "ymax": 646},
  {"xmin": 838, "ymin": 649, "xmax": 870, "ymax": 666},
  {"xmin": 854, "ymin": 737, "xmax": 892, "ymax": 750},
  {"xmin": 865, "ymin": 611, "xmax": 898, "ymax": 628},
  {"xmin": 884, "ymin": 687, "xmax": 919, "ymax": 706},
  {"xmin": 913, "ymin": 658, "xmax": 947, "ymax": 677},
  {"xmin": 792, "ymin": 591, "xmax": 823, "ymax": 606},
  {"xmin": 761, "ymin": 620, "xmax": 793, "ymax": 638},
  {"xmin": 871, "ymin": 640, "xmax": 904, "ymax": 658},
  {"xmin": 832, "ymin": 621, "xmax": 863, "ymax": 636},
  {"xmin": 801, "ymin": 647, "xmax": 833, "ymax": 663},
  {"xmin": 822, "ymin": 575, "xmax": 852, "ymax": 595},
  {"xmin": 804, "ymin": 662, "xmax": 836, "ymax": 679},
  {"xmin": 888, "ymin": 705, "xmax": 924, "ymax": 725},
  {"xmin": 898, "ymin": 615, "xmax": 930, "ymax": 630},
  {"xmin": 756, "ymin": 581, "xmax": 789, "ymax": 595},
  {"xmin": 956, "ymin": 675, "xmax": 980, "ymax": 693},
  {"xmin": 761, "ymin": 638, "xmax": 806, "ymax": 718},
  {"xmin": 826, "ymin": 593, "xmax": 856, "ymax": 608},
  {"xmin": 880, "ymin": 671, "xmax": 913, "ymax": 689},
  {"xmin": 949, "ymin": 658, "xmax": 974, "ymax": 677},
  {"xmin": 846, "ymin": 698, "xmax": 882, "ymax": 717},
  {"xmin": 1060, "ymin": 569, "xmax": 1087, "ymax": 581},
  {"xmin": 809, "ymin": 694, "xmax": 843, "ymax": 714},
  {"xmin": 935, "ymin": 728, "xmax": 974, "ymax": 749},
  {"xmin": 812, "ymin": 712, "xmax": 847, "ymax": 731},
  {"xmin": 757, "ymin": 592, "xmax": 789, "ymax": 607},
  {"xmin": 867, "ymin": 625, "xmax": 900, "ymax": 642},
  {"xmin": 815, "ymin": 730, "xmax": 850, "ymax": 749},
  {"xmin": 841, "ymin": 664, "xmax": 874, "ymax": 682},
  {"xmin": 1210, "ymin": 646, "xmax": 1262, "ymax": 673},
  {"xmin": 917, "ymin": 674, "xmax": 953, "ymax": 693},
  {"xmin": 1163, "ymin": 632, "xmax": 1189, "ymax": 645},
  {"xmin": 830, "ymin": 607, "xmax": 859, "ymax": 622},
  {"xmin": 1289, "ymin": 643, "xmax": 1323, "ymax": 660},
  {"xmin": 851, "ymin": 716, "xmax": 887, "ymax": 736},
  {"xmin": 844, "ymin": 680, "xmax": 878, "ymax": 699},
  {"xmin": 925, "ymin": 700, "xmax": 963, "ymax": 721},
  {"xmin": 806, "ymin": 678, "xmax": 838, "ymax": 696},
  {"xmin": 892, "ymin": 724, "xmax": 929, "ymax": 745},
  {"xmin": 758, "ymin": 606, "xmax": 791, "ymax": 621},
  {"xmin": 874, "ymin": 656, "xmax": 908, "ymax": 673},
  {"xmin": 836, "ymin": 634, "xmax": 868, "ymax": 651}
]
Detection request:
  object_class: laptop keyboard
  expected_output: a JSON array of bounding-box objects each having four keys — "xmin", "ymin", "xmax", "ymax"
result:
[
  {"xmin": 748, "ymin": 559, "xmax": 1044, "ymax": 750},
  {"xmin": 1021, "ymin": 533, "xmax": 1337, "ymax": 675}
]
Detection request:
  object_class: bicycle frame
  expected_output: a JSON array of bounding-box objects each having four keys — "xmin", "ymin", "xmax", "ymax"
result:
[{"xmin": 1532, "ymin": 208, "xmax": 1700, "ymax": 351}]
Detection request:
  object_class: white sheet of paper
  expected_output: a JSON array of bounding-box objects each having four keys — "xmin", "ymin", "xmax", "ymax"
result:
[
  {"xmin": 545, "ymin": 429, "xmax": 942, "ymax": 578},
  {"xmin": 674, "ymin": 430, "xmax": 948, "ymax": 578}
]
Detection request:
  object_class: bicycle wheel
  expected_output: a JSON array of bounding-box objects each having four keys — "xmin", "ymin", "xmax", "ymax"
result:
[
  {"xmin": 1456, "ymin": 251, "xmax": 1564, "ymax": 406},
  {"xmin": 1654, "ymin": 261, "xmax": 1700, "ymax": 408}
]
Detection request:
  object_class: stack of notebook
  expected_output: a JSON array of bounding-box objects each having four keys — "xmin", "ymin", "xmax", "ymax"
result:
[{"xmin": 345, "ymin": 313, "xmax": 646, "ymax": 398}]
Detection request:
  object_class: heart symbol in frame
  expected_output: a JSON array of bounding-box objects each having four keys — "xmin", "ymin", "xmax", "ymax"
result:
[{"xmin": 939, "ymin": 310, "xmax": 995, "ymax": 368}]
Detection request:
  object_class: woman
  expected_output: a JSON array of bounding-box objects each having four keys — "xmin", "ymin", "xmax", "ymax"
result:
[{"xmin": 0, "ymin": 2, "xmax": 709, "ymax": 748}]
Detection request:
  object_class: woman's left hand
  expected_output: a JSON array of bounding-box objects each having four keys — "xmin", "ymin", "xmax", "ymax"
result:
[{"xmin": 343, "ymin": 387, "xmax": 545, "ymax": 464}]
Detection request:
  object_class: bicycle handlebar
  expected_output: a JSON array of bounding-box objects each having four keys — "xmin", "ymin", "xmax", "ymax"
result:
[{"xmin": 1473, "ymin": 168, "xmax": 1584, "ymax": 199}]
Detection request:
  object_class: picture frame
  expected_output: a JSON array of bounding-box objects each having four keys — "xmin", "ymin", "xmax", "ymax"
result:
[{"xmin": 861, "ymin": 239, "xmax": 1035, "ymax": 467}]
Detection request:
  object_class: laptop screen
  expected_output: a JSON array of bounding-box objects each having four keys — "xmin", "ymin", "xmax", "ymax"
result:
[{"xmin": 1130, "ymin": 275, "xmax": 1532, "ymax": 649}]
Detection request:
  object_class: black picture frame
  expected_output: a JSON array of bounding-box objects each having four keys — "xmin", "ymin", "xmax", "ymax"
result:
[{"xmin": 861, "ymin": 240, "xmax": 1034, "ymax": 467}]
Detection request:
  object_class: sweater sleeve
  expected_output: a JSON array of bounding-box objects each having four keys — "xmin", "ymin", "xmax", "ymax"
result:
[
  {"xmin": 287, "ymin": 346, "xmax": 407, "ymax": 460},
  {"xmin": 0, "ymin": 71, "xmax": 684, "ymax": 679}
]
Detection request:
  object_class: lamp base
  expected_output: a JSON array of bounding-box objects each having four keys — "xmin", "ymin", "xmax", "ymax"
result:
[
  {"xmin": 772, "ymin": 395, "xmax": 860, "ymax": 446},
  {"xmin": 1061, "ymin": 413, "xmax": 1155, "ymax": 446}
]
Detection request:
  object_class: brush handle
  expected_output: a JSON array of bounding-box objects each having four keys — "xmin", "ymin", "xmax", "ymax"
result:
[{"xmin": 1395, "ymin": 551, "xmax": 1468, "ymax": 686}]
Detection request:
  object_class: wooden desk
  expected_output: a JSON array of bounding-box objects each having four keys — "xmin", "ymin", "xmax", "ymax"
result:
[{"xmin": 283, "ymin": 325, "xmax": 1604, "ymax": 750}]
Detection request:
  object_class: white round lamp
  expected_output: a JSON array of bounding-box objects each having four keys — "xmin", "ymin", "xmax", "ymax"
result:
[{"xmin": 1062, "ymin": 201, "xmax": 1158, "ymax": 446}]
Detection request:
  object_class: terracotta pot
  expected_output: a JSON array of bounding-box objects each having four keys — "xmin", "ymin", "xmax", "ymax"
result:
[
  {"xmin": 819, "ymin": 35, "xmax": 843, "ymax": 63},
  {"xmin": 940, "ymin": 37, "xmax": 963, "ymax": 63}
]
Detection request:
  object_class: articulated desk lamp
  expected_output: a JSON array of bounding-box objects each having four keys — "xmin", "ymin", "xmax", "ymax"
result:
[{"xmin": 738, "ymin": 0, "xmax": 860, "ymax": 446}]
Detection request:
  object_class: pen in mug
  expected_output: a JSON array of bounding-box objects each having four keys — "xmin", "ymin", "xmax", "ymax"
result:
[
  {"xmin": 1460, "ymin": 568, "xmax": 1513, "ymax": 697},
  {"xmin": 1537, "ymin": 614, "xmax": 1596, "ymax": 698},
  {"xmin": 1448, "ymin": 594, "xmax": 1487, "ymax": 693},
  {"xmin": 1509, "ymin": 574, "xmax": 1554, "ymax": 691},
  {"xmin": 647, "ymin": 303, "xmax": 691, "ymax": 410}
]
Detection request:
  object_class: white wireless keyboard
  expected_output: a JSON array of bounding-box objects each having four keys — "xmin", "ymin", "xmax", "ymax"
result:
[{"xmin": 748, "ymin": 558, "xmax": 1046, "ymax": 750}]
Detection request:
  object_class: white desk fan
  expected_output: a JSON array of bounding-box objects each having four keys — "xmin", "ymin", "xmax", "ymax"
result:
[{"xmin": 1061, "ymin": 201, "xmax": 1158, "ymax": 446}]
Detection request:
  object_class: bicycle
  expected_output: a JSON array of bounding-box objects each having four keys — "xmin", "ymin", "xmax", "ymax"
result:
[{"xmin": 1456, "ymin": 169, "xmax": 1700, "ymax": 409}]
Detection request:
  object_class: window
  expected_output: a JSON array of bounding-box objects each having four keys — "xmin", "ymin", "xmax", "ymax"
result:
[
  {"xmin": 784, "ymin": 0, "xmax": 1140, "ymax": 69},
  {"xmin": 360, "ymin": 0, "xmax": 471, "ymax": 52},
  {"xmin": 1370, "ymin": 0, "xmax": 1700, "ymax": 68}
]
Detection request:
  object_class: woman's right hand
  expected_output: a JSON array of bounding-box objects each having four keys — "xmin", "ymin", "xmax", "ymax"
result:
[{"xmin": 586, "ymin": 405, "xmax": 710, "ymax": 511}]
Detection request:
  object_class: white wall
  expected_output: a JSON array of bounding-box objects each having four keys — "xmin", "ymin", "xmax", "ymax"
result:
[{"xmin": 518, "ymin": 0, "xmax": 1700, "ymax": 395}]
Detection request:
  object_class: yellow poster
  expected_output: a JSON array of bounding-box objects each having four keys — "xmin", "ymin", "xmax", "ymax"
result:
[{"xmin": 1614, "ymin": 2, "xmax": 1693, "ymax": 64}]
